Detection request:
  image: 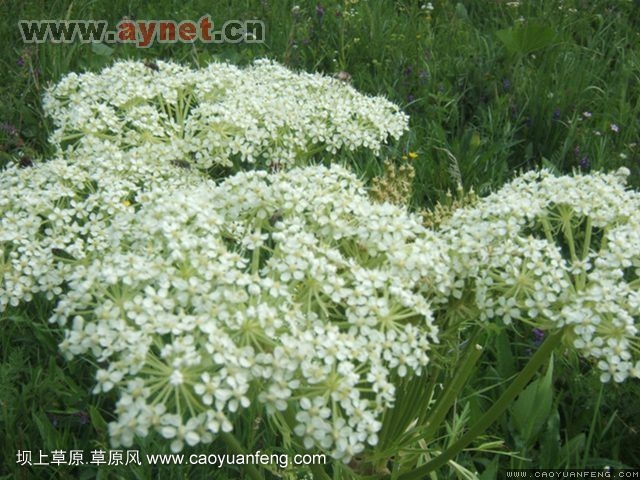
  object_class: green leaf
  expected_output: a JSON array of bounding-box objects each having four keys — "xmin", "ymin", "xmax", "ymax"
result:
[
  {"xmin": 455, "ymin": 3, "xmax": 469, "ymax": 21},
  {"xmin": 91, "ymin": 42, "xmax": 114, "ymax": 57},
  {"xmin": 496, "ymin": 23, "xmax": 557, "ymax": 56},
  {"xmin": 478, "ymin": 457, "xmax": 500, "ymax": 480},
  {"xmin": 510, "ymin": 354, "xmax": 554, "ymax": 446},
  {"xmin": 525, "ymin": 142, "xmax": 534, "ymax": 162},
  {"xmin": 539, "ymin": 407, "xmax": 561, "ymax": 468},
  {"xmin": 495, "ymin": 330, "xmax": 517, "ymax": 379},
  {"xmin": 88, "ymin": 405, "xmax": 108, "ymax": 432},
  {"xmin": 541, "ymin": 156, "xmax": 561, "ymax": 175},
  {"xmin": 51, "ymin": 247, "xmax": 77, "ymax": 262},
  {"xmin": 558, "ymin": 433, "xmax": 586, "ymax": 468},
  {"xmin": 32, "ymin": 410, "xmax": 58, "ymax": 451}
]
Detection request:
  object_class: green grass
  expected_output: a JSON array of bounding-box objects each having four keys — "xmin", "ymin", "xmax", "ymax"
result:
[{"xmin": 1, "ymin": 0, "xmax": 640, "ymax": 478}]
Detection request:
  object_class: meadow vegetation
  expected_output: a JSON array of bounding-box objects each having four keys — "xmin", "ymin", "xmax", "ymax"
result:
[{"xmin": 1, "ymin": 1, "xmax": 639, "ymax": 479}]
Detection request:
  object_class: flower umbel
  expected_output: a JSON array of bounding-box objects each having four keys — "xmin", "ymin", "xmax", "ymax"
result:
[
  {"xmin": 43, "ymin": 59, "xmax": 408, "ymax": 171},
  {"xmin": 44, "ymin": 164, "xmax": 449, "ymax": 461},
  {"xmin": 440, "ymin": 168, "xmax": 640, "ymax": 382}
]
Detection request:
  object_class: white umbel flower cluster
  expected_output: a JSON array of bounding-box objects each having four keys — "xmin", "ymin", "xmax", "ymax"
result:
[
  {"xmin": 0, "ymin": 143, "xmax": 203, "ymax": 311},
  {"xmin": 43, "ymin": 59, "xmax": 409, "ymax": 170},
  {"xmin": 47, "ymin": 163, "xmax": 449, "ymax": 460},
  {"xmin": 441, "ymin": 168, "xmax": 640, "ymax": 383},
  {"xmin": 2, "ymin": 61, "xmax": 415, "ymax": 461}
]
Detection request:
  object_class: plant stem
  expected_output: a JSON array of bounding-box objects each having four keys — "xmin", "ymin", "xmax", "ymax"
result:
[
  {"xmin": 419, "ymin": 330, "xmax": 484, "ymax": 444},
  {"xmin": 396, "ymin": 329, "xmax": 564, "ymax": 480},
  {"xmin": 540, "ymin": 214, "xmax": 555, "ymax": 245},
  {"xmin": 581, "ymin": 381, "xmax": 603, "ymax": 469},
  {"xmin": 577, "ymin": 216, "xmax": 592, "ymax": 290},
  {"xmin": 220, "ymin": 432, "xmax": 264, "ymax": 480},
  {"xmin": 310, "ymin": 462, "xmax": 332, "ymax": 480}
]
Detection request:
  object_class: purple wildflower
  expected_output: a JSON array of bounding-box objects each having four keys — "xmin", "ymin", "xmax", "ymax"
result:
[
  {"xmin": 579, "ymin": 155, "xmax": 590, "ymax": 171},
  {"xmin": 77, "ymin": 410, "xmax": 90, "ymax": 425},
  {"xmin": 0, "ymin": 122, "xmax": 18, "ymax": 137},
  {"xmin": 532, "ymin": 328, "xmax": 545, "ymax": 347}
]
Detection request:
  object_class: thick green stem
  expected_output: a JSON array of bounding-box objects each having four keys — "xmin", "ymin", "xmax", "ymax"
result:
[
  {"xmin": 419, "ymin": 330, "xmax": 484, "ymax": 444},
  {"xmin": 310, "ymin": 462, "xmax": 332, "ymax": 480},
  {"xmin": 397, "ymin": 329, "xmax": 564, "ymax": 480},
  {"xmin": 251, "ymin": 245, "xmax": 261, "ymax": 275},
  {"xmin": 562, "ymin": 213, "xmax": 578, "ymax": 264},
  {"xmin": 540, "ymin": 214, "xmax": 555, "ymax": 245},
  {"xmin": 220, "ymin": 432, "xmax": 264, "ymax": 480}
]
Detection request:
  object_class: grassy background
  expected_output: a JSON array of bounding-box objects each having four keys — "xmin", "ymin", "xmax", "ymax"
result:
[{"xmin": 1, "ymin": 0, "xmax": 639, "ymax": 478}]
